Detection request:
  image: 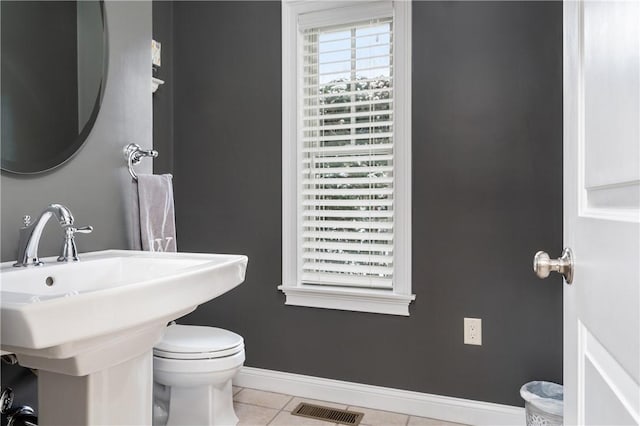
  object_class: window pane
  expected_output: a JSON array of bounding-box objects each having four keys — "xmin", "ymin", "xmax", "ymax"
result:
[{"xmin": 301, "ymin": 17, "xmax": 394, "ymax": 290}]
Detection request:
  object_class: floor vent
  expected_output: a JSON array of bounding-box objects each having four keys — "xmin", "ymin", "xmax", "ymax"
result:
[{"xmin": 292, "ymin": 403, "xmax": 364, "ymax": 425}]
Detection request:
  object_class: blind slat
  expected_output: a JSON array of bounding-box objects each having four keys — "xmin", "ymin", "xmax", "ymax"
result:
[
  {"xmin": 303, "ymin": 122, "xmax": 393, "ymax": 132},
  {"xmin": 302, "ymin": 210, "xmax": 393, "ymax": 219},
  {"xmin": 302, "ymin": 199, "xmax": 393, "ymax": 207},
  {"xmin": 302, "ymin": 29, "xmax": 392, "ymax": 45},
  {"xmin": 302, "ymin": 43, "xmax": 391, "ymax": 58},
  {"xmin": 302, "ymin": 154, "xmax": 393, "ymax": 164},
  {"xmin": 304, "ymin": 112, "xmax": 393, "ymax": 123},
  {"xmin": 303, "ymin": 241, "xmax": 392, "ymax": 252},
  {"xmin": 303, "ymin": 133, "xmax": 392, "ymax": 143},
  {"xmin": 303, "ymin": 230, "xmax": 393, "ymax": 241},
  {"xmin": 315, "ymin": 64, "xmax": 393, "ymax": 78},
  {"xmin": 303, "ymin": 98, "xmax": 392, "ymax": 110},
  {"xmin": 302, "ymin": 272, "xmax": 392, "ymax": 289},
  {"xmin": 302, "ymin": 188, "xmax": 393, "ymax": 196},
  {"xmin": 304, "ymin": 45, "xmax": 393, "ymax": 63},
  {"xmin": 303, "ymin": 220, "xmax": 393, "ymax": 230},
  {"xmin": 302, "ymin": 144, "xmax": 393, "ymax": 155},
  {"xmin": 303, "ymin": 88, "xmax": 392, "ymax": 101},
  {"xmin": 303, "ymin": 261, "xmax": 393, "ymax": 276},
  {"xmin": 303, "ymin": 77, "xmax": 393, "ymax": 90},
  {"xmin": 302, "ymin": 177, "xmax": 393, "ymax": 186},
  {"xmin": 302, "ymin": 252, "xmax": 393, "ymax": 264},
  {"xmin": 307, "ymin": 53, "xmax": 392, "ymax": 68},
  {"xmin": 303, "ymin": 166, "xmax": 393, "ymax": 175}
]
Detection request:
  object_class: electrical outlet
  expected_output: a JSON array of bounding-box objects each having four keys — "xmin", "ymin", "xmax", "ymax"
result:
[{"xmin": 464, "ymin": 318, "xmax": 482, "ymax": 345}]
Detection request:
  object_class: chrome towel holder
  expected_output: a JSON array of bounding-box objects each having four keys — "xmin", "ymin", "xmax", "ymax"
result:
[{"xmin": 124, "ymin": 143, "xmax": 158, "ymax": 180}]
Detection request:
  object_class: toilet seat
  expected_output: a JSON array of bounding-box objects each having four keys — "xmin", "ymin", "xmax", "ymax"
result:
[
  {"xmin": 154, "ymin": 325, "xmax": 244, "ymax": 360},
  {"xmin": 154, "ymin": 350, "xmax": 245, "ymax": 376}
]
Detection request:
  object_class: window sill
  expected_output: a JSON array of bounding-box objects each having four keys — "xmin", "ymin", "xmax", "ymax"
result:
[{"xmin": 278, "ymin": 285, "xmax": 415, "ymax": 316}]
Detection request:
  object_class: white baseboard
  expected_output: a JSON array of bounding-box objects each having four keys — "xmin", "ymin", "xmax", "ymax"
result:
[{"xmin": 235, "ymin": 367, "xmax": 525, "ymax": 426}]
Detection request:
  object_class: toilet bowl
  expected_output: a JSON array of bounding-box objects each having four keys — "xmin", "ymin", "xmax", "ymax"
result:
[{"xmin": 153, "ymin": 324, "xmax": 245, "ymax": 426}]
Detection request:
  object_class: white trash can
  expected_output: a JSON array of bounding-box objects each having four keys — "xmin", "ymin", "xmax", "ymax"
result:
[{"xmin": 520, "ymin": 381, "xmax": 563, "ymax": 426}]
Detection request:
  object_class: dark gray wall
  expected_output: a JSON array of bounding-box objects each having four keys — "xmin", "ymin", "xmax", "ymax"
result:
[
  {"xmin": 1, "ymin": 0, "xmax": 152, "ymax": 410},
  {"xmin": 171, "ymin": 1, "xmax": 563, "ymax": 407},
  {"xmin": 152, "ymin": 0, "xmax": 174, "ymax": 175}
]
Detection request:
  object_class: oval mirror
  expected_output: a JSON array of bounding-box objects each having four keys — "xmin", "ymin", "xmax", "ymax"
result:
[{"xmin": 1, "ymin": 1, "xmax": 107, "ymax": 174}]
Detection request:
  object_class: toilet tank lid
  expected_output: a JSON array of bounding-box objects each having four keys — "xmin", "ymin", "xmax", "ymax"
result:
[{"xmin": 155, "ymin": 324, "xmax": 244, "ymax": 354}]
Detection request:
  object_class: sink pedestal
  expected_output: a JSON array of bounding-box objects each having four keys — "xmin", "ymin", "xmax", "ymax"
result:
[
  {"xmin": 12, "ymin": 320, "xmax": 178, "ymax": 425},
  {"xmin": 39, "ymin": 351, "xmax": 153, "ymax": 426}
]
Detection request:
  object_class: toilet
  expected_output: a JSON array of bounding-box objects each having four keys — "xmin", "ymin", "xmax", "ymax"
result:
[{"xmin": 153, "ymin": 324, "xmax": 245, "ymax": 426}]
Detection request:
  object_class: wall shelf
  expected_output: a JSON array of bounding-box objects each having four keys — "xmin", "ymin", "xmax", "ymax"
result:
[{"xmin": 152, "ymin": 77, "xmax": 165, "ymax": 93}]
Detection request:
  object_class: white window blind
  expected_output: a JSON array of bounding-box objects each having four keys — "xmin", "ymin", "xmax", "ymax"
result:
[{"xmin": 300, "ymin": 15, "xmax": 395, "ymax": 290}]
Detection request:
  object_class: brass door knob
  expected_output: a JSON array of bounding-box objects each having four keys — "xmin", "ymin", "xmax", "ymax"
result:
[{"xmin": 533, "ymin": 248, "xmax": 574, "ymax": 284}]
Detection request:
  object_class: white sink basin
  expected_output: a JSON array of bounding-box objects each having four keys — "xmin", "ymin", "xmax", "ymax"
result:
[
  {"xmin": 0, "ymin": 249, "xmax": 247, "ymax": 373},
  {"xmin": 1, "ymin": 249, "xmax": 248, "ymax": 425}
]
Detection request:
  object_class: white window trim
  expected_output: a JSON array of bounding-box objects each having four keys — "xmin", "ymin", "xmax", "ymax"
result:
[{"xmin": 279, "ymin": 0, "xmax": 413, "ymax": 316}]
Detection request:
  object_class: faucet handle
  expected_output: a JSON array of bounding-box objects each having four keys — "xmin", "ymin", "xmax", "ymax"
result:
[
  {"xmin": 22, "ymin": 215, "xmax": 31, "ymax": 227},
  {"xmin": 58, "ymin": 226, "xmax": 93, "ymax": 262},
  {"xmin": 73, "ymin": 226, "xmax": 94, "ymax": 234}
]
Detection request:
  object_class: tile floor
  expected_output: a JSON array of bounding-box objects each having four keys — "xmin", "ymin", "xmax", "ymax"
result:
[{"xmin": 232, "ymin": 387, "xmax": 467, "ymax": 426}]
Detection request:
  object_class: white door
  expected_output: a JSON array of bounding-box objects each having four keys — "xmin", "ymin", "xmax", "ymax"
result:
[{"xmin": 561, "ymin": 1, "xmax": 640, "ymax": 424}]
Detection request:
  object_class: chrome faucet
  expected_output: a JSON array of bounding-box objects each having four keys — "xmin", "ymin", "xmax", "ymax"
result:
[{"xmin": 14, "ymin": 204, "xmax": 93, "ymax": 267}]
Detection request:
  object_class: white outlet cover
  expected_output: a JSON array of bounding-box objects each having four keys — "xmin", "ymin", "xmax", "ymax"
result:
[{"xmin": 464, "ymin": 318, "xmax": 482, "ymax": 345}]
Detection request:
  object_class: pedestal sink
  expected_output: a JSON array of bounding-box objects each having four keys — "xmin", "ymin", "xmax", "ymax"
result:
[{"xmin": 0, "ymin": 250, "xmax": 248, "ymax": 425}]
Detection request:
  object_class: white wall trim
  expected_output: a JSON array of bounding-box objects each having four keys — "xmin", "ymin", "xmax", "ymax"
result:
[
  {"xmin": 236, "ymin": 367, "xmax": 525, "ymax": 426},
  {"xmin": 278, "ymin": 284, "xmax": 415, "ymax": 316},
  {"xmin": 391, "ymin": 0, "xmax": 412, "ymax": 301}
]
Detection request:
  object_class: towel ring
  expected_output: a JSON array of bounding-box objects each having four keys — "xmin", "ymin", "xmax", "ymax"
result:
[{"xmin": 124, "ymin": 143, "xmax": 158, "ymax": 180}]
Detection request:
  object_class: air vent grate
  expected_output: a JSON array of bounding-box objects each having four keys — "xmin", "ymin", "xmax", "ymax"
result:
[{"xmin": 292, "ymin": 402, "xmax": 364, "ymax": 425}]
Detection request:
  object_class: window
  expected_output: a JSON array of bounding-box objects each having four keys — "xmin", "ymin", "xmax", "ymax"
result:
[{"xmin": 280, "ymin": 1, "xmax": 413, "ymax": 316}]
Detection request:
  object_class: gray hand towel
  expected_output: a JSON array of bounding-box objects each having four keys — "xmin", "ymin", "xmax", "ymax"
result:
[{"xmin": 135, "ymin": 174, "xmax": 177, "ymax": 252}]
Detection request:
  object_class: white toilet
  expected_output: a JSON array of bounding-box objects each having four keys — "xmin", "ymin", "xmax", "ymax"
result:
[{"xmin": 153, "ymin": 324, "xmax": 245, "ymax": 426}]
